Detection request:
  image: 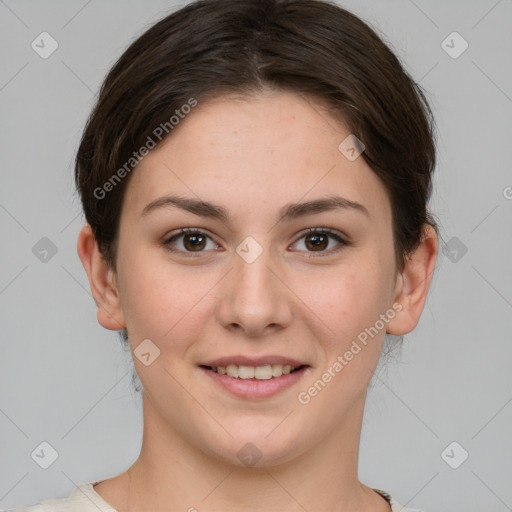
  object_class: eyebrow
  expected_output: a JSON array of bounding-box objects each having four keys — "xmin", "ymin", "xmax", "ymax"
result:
[{"xmin": 140, "ymin": 193, "xmax": 370, "ymax": 222}]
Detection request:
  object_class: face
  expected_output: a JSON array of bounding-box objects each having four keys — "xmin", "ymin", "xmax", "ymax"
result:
[{"xmin": 112, "ymin": 90, "xmax": 401, "ymax": 466}]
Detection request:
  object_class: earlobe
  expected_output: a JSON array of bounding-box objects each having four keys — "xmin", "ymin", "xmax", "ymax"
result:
[
  {"xmin": 386, "ymin": 224, "xmax": 438, "ymax": 336},
  {"xmin": 77, "ymin": 224, "xmax": 126, "ymax": 331}
]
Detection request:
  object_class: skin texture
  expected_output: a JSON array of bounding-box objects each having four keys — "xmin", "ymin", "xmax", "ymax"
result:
[{"xmin": 78, "ymin": 90, "xmax": 438, "ymax": 512}]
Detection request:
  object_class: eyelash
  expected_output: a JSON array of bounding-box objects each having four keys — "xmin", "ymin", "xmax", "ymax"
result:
[{"xmin": 162, "ymin": 227, "xmax": 349, "ymax": 258}]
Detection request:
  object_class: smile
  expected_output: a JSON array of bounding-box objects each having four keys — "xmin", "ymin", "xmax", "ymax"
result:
[{"xmin": 199, "ymin": 363, "xmax": 310, "ymax": 399}]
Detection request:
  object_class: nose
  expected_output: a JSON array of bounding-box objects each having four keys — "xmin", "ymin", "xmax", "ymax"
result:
[{"xmin": 215, "ymin": 244, "xmax": 293, "ymax": 338}]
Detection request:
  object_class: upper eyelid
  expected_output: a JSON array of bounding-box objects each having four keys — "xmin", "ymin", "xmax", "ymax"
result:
[{"xmin": 297, "ymin": 227, "xmax": 346, "ymax": 239}]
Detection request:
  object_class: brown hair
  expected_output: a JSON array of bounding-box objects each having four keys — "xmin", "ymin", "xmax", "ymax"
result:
[{"xmin": 75, "ymin": 0, "xmax": 437, "ymax": 274}]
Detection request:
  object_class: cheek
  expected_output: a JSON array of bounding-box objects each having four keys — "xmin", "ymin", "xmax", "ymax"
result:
[
  {"xmin": 297, "ymin": 266, "xmax": 391, "ymax": 413},
  {"xmin": 116, "ymin": 249, "xmax": 207, "ymax": 339},
  {"xmin": 308, "ymin": 261, "xmax": 392, "ymax": 346}
]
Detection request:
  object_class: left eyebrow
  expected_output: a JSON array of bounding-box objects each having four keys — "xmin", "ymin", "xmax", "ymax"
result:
[
  {"xmin": 278, "ymin": 195, "xmax": 370, "ymax": 221},
  {"xmin": 140, "ymin": 194, "xmax": 370, "ymax": 222}
]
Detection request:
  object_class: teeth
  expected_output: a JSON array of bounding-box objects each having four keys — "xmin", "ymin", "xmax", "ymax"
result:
[
  {"xmin": 211, "ymin": 364, "xmax": 299, "ymax": 379},
  {"xmin": 238, "ymin": 365, "xmax": 255, "ymax": 379},
  {"xmin": 272, "ymin": 365, "xmax": 282, "ymax": 377},
  {"xmin": 226, "ymin": 364, "xmax": 239, "ymax": 378},
  {"xmin": 254, "ymin": 365, "xmax": 273, "ymax": 380}
]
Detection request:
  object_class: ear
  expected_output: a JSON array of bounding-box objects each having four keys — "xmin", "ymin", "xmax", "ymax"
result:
[
  {"xmin": 77, "ymin": 224, "xmax": 126, "ymax": 331},
  {"xmin": 386, "ymin": 224, "xmax": 438, "ymax": 335}
]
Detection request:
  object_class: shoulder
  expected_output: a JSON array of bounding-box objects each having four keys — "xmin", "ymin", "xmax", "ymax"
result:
[
  {"xmin": 4, "ymin": 482, "xmax": 117, "ymax": 512},
  {"xmin": 390, "ymin": 495, "xmax": 428, "ymax": 512},
  {"xmin": 7, "ymin": 484, "xmax": 429, "ymax": 512},
  {"xmin": 374, "ymin": 488, "xmax": 428, "ymax": 512}
]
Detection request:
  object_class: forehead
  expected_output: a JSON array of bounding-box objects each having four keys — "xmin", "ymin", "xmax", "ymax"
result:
[{"xmin": 122, "ymin": 90, "xmax": 391, "ymax": 224}]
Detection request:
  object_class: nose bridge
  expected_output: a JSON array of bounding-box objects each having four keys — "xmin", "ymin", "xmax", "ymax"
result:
[
  {"xmin": 216, "ymin": 237, "xmax": 291, "ymax": 336},
  {"xmin": 235, "ymin": 246, "xmax": 275, "ymax": 298}
]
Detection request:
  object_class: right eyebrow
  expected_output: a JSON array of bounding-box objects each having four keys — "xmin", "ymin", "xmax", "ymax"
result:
[{"xmin": 141, "ymin": 194, "xmax": 229, "ymax": 221}]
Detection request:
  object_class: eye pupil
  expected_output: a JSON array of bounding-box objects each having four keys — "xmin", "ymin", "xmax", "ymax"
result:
[
  {"xmin": 306, "ymin": 234, "xmax": 328, "ymax": 251},
  {"xmin": 184, "ymin": 234, "xmax": 206, "ymax": 251}
]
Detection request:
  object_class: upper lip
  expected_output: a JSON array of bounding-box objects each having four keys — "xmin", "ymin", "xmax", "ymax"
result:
[{"xmin": 201, "ymin": 355, "xmax": 308, "ymax": 367}]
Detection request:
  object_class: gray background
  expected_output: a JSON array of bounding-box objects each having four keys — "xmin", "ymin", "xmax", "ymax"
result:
[{"xmin": 1, "ymin": 0, "xmax": 511, "ymax": 510}]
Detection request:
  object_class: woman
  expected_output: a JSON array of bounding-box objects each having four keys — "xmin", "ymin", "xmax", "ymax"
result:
[{"xmin": 12, "ymin": 0, "xmax": 438, "ymax": 510}]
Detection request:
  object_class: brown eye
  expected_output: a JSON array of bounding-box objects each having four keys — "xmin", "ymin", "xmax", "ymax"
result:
[
  {"xmin": 182, "ymin": 233, "xmax": 207, "ymax": 251},
  {"xmin": 163, "ymin": 229, "xmax": 218, "ymax": 254},
  {"xmin": 305, "ymin": 232, "xmax": 329, "ymax": 251},
  {"xmin": 291, "ymin": 228, "xmax": 348, "ymax": 257}
]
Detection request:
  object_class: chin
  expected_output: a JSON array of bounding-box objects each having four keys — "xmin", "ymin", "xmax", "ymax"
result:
[{"xmin": 203, "ymin": 425, "xmax": 307, "ymax": 469}]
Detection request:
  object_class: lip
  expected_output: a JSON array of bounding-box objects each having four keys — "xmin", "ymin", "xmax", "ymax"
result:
[
  {"xmin": 201, "ymin": 355, "xmax": 307, "ymax": 367},
  {"xmin": 199, "ymin": 364, "xmax": 310, "ymax": 399}
]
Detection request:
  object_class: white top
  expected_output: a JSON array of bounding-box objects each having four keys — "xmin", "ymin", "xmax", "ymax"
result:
[{"xmin": 6, "ymin": 481, "xmax": 426, "ymax": 512}]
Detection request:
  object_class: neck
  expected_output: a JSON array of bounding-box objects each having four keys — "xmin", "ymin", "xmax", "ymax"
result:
[{"xmin": 119, "ymin": 392, "xmax": 388, "ymax": 512}]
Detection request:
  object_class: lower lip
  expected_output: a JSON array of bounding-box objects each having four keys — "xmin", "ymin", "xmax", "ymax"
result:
[{"xmin": 200, "ymin": 366, "xmax": 309, "ymax": 399}]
